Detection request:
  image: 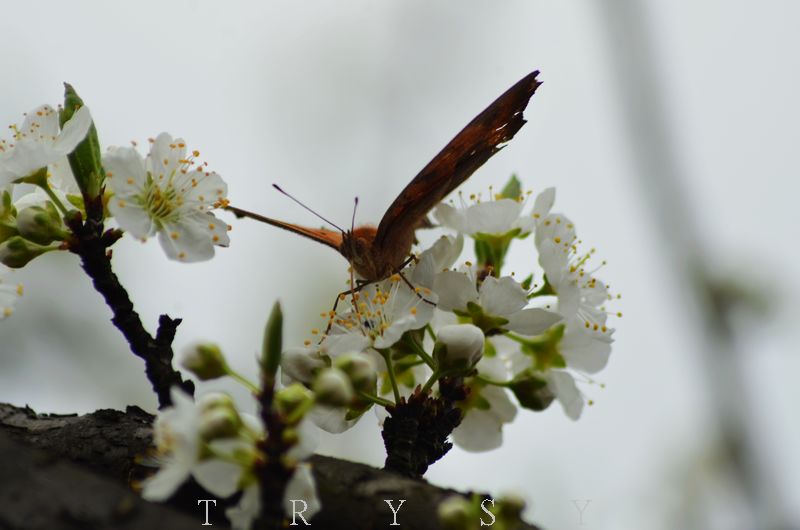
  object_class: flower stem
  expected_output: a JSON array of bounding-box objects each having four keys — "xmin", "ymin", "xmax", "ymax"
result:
[
  {"xmin": 381, "ymin": 351, "xmax": 402, "ymax": 403},
  {"xmin": 357, "ymin": 391, "xmax": 394, "ymax": 408},
  {"xmin": 40, "ymin": 183, "xmax": 69, "ymax": 216},
  {"xmin": 420, "ymin": 370, "xmax": 441, "ymax": 394},
  {"xmin": 476, "ymin": 375, "xmax": 514, "ymax": 388},
  {"xmin": 227, "ymin": 369, "xmax": 259, "ymax": 394}
]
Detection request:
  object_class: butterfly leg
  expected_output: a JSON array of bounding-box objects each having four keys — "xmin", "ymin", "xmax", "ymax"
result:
[{"xmin": 322, "ymin": 281, "xmax": 371, "ymax": 339}]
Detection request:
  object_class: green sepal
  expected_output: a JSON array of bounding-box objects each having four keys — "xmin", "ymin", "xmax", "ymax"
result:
[
  {"xmin": 520, "ymin": 273, "xmax": 534, "ymax": 291},
  {"xmin": 261, "ymin": 301, "xmax": 283, "ymax": 378},
  {"xmin": 0, "ymin": 236, "xmax": 54, "ymax": 268},
  {"xmin": 499, "ymin": 174, "xmax": 522, "ymax": 200},
  {"xmin": 60, "ymin": 84, "xmax": 105, "ymax": 203},
  {"xmin": 509, "ymin": 375, "xmax": 555, "ymax": 411},
  {"xmin": 454, "ymin": 301, "xmax": 509, "ymax": 335},
  {"xmin": 473, "ymin": 228, "xmax": 520, "ymax": 277}
]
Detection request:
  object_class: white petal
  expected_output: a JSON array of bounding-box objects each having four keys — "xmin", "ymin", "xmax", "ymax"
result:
[
  {"xmin": 52, "ymin": 106, "xmax": 92, "ymax": 156},
  {"xmin": 158, "ymin": 215, "xmax": 217, "ymax": 262},
  {"xmin": 531, "ymin": 187, "xmax": 555, "ymax": 221},
  {"xmin": 286, "ymin": 418, "xmax": 319, "ymax": 461},
  {"xmin": 103, "ymin": 146, "xmax": 147, "ymax": 197},
  {"xmin": 463, "ymin": 199, "xmax": 522, "ymax": 235},
  {"xmin": 432, "ymin": 270, "xmax": 478, "ymax": 312},
  {"xmin": 547, "ymin": 370, "xmax": 583, "ymax": 420},
  {"xmin": 308, "ymin": 405, "xmax": 357, "ymax": 434},
  {"xmin": 479, "ymin": 276, "xmax": 527, "ymax": 316},
  {"xmin": 226, "ymin": 484, "xmax": 260, "ymax": 530},
  {"xmin": 193, "ymin": 459, "xmax": 243, "ymax": 498},
  {"xmin": 184, "ymin": 170, "xmax": 228, "ymax": 208},
  {"xmin": 148, "ymin": 133, "xmax": 183, "ymax": 180},
  {"xmin": 141, "ymin": 460, "xmax": 191, "ymax": 501},
  {"xmin": 452, "ymin": 409, "xmax": 503, "ymax": 452},
  {"xmin": 559, "ymin": 325, "xmax": 613, "ymax": 374},
  {"xmin": 283, "ymin": 464, "xmax": 321, "ymax": 522},
  {"xmin": 109, "ymin": 201, "xmax": 154, "ymax": 240},
  {"xmin": 504, "ymin": 308, "xmax": 562, "ymax": 335},
  {"xmin": 322, "ymin": 333, "xmax": 370, "ymax": 358},
  {"xmin": 20, "ymin": 105, "xmax": 59, "ymax": 143},
  {"xmin": 482, "ymin": 385, "xmax": 518, "ymax": 423},
  {"xmin": 434, "ymin": 203, "xmax": 468, "ymax": 232}
]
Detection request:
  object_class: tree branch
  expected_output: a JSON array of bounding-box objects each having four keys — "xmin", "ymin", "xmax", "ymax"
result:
[
  {"xmin": 65, "ymin": 202, "xmax": 193, "ymax": 408},
  {"xmin": 0, "ymin": 402, "xmax": 541, "ymax": 530}
]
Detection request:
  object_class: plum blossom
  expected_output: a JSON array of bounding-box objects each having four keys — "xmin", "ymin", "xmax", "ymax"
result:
[
  {"xmin": 103, "ymin": 133, "xmax": 230, "ymax": 262},
  {"xmin": 0, "ymin": 265, "xmax": 23, "ymax": 320},
  {"xmin": 0, "ymin": 104, "xmax": 91, "ymax": 186}
]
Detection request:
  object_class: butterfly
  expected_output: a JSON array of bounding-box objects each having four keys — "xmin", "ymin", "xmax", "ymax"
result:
[{"xmin": 229, "ymin": 71, "xmax": 542, "ymax": 282}]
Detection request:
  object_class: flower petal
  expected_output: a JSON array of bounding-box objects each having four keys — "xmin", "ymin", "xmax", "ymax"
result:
[
  {"xmin": 504, "ymin": 308, "xmax": 562, "ymax": 336},
  {"xmin": 283, "ymin": 464, "xmax": 321, "ymax": 522},
  {"xmin": 52, "ymin": 106, "xmax": 92, "ymax": 156},
  {"xmin": 547, "ymin": 370, "xmax": 583, "ymax": 420},
  {"xmin": 158, "ymin": 215, "xmax": 218, "ymax": 262},
  {"xmin": 193, "ymin": 459, "xmax": 243, "ymax": 498},
  {"xmin": 479, "ymin": 276, "xmax": 527, "ymax": 316},
  {"xmin": 432, "ymin": 270, "xmax": 478, "ymax": 312},
  {"xmin": 104, "ymin": 146, "xmax": 147, "ymax": 197}
]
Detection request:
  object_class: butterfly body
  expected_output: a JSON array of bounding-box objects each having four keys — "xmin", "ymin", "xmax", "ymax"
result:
[{"xmin": 229, "ymin": 71, "xmax": 542, "ymax": 282}]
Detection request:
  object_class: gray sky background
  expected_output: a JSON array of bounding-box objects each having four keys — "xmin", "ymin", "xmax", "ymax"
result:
[{"xmin": 1, "ymin": 2, "xmax": 798, "ymax": 528}]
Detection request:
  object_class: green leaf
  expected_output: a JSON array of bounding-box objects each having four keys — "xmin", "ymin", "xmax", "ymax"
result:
[
  {"xmin": 261, "ymin": 301, "xmax": 283, "ymax": 378},
  {"xmin": 61, "ymin": 84, "xmax": 105, "ymax": 203}
]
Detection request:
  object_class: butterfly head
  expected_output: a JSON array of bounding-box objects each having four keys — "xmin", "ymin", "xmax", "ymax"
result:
[{"xmin": 340, "ymin": 226, "xmax": 386, "ymax": 281}]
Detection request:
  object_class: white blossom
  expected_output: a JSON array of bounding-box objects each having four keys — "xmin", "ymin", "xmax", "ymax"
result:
[
  {"xmin": 0, "ymin": 104, "xmax": 91, "ymax": 186},
  {"xmin": 103, "ymin": 133, "xmax": 230, "ymax": 262}
]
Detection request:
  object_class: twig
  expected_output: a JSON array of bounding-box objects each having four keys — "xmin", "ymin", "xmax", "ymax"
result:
[{"xmin": 65, "ymin": 197, "xmax": 193, "ymax": 408}]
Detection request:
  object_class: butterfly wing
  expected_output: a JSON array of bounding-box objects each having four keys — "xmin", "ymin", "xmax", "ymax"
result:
[
  {"xmin": 373, "ymin": 71, "xmax": 542, "ymax": 256},
  {"xmin": 226, "ymin": 205, "xmax": 343, "ymax": 250}
]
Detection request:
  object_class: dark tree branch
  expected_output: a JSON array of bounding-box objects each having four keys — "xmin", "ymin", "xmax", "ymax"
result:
[
  {"xmin": 0, "ymin": 403, "xmax": 541, "ymax": 530},
  {"xmin": 64, "ymin": 199, "xmax": 193, "ymax": 408}
]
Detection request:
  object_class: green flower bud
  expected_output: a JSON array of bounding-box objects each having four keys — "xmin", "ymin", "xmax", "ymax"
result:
[
  {"xmin": 0, "ymin": 236, "xmax": 53, "ymax": 268},
  {"xmin": 61, "ymin": 84, "xmax": 104, "ymax": 201},
  {"xmin": 437, "ymin": 496, "xmax": 472, "ymax": 530},
  {"xmin": 497, "ymin": 494, "xmax": 526, "ymax": 520},
  {"xmin": 434, "ymin": 324, "xmax": 485, "ymax": 374},
  {"xmin": 275, "ymin": 383, "xmax": 315, "ymax": 421},
  {"xmin": 199, "ymin": 406, "xmax": 242, "ymax": 441},
  {"xmin": 181, "ymin": 343, "xmax": 230, "ymax": 380},
  {"xmin": 198, "ymin": 392, "xmax": 236, "ymax": 413},
  {"xmin": 16, "ymin": 204, "xmax": 66, "ymax": 245},
  {"xmin": 312, "ymin": 368, "xmax": 355, "ymax": 407},
  {"xmin": 509, "ymin": 376, "xmax": 554, "ymax": 411},
  {"xmin": 334, "ymin": 352, "xmax": 377, "ymax": 393}
]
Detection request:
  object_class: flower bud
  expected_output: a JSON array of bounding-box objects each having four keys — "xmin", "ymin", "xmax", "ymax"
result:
[
  {"xmin": 437, "ymin": 496, "xmax": 471, "ymax": 530},
  {"xmin": 281, "ymin": 347, "xmax": 326, "ymax": 384},
  {"xmin": 497, "ymin": 494, "xmax": 526, "ymax": 519},
  {"xmin": 434, "ymin": 324, "xmax": 485, "ymax": 373},
  {"xmin": 199, "ymin": 406, "xmax": 242, "ymax": 441},
  {"xmin": 275, "ymin": 383, "xmax": 315, "ymax": 421},
  {"xmin": 0, "ymin": 236, "xmax": 52, "ymax": 268},
  {"xmin": 198, "ymin": 391, "xmax": 236, "ymax": 413},
  {"xmin": 509, "ymin": 376, "xmax": 555, "ymax": 411},
  {"xmin": 334, "ymin": 352, "xmax": 377, "ymax": 393},
  {"xmin": 16, "ymin": 204, "xmax": 65, "ymax": 245},
  {"xmin": 312, "ymin": 368, "xmax": 355, "ymax": 407},
  {"xmin": 181, "ymin": 343, "xmax": 229, "ymax": 380}
]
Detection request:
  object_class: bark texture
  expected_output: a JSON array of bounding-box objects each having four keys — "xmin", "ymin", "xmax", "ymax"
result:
[{"xmin": 0, "ymin": 403, "xmax": 541, "ymax": 530}]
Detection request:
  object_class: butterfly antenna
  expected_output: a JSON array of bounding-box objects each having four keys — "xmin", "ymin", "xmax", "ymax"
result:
[
  {"xmin": 273, "ymin": 184, "xmax": 345, "ymax": 233},
  {"xmin": 351, "ymin": 196, "xmax": 359, "ymax": 233}
]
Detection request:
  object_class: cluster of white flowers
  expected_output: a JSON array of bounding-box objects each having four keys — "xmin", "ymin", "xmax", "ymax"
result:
[
  {"xmin": 150, "ymin": 335, "xmax": 325, "ymax": 529},
  {"xmin": 281, "ymin": 178, "xmax": 618, "ymax": 452},
  {"xmin": 0, "ymin": 99, "xmax": 232, "ymax": 320}
]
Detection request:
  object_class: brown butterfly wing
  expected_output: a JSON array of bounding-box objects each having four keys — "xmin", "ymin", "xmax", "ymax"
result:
[
  {"xmin": 226, "ymin": 205, "xmax": 343, "ymax": 250},
  {"xmin": 373, "ymin": 71, "xmax": 542, "ymax": 260}
]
